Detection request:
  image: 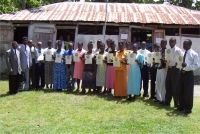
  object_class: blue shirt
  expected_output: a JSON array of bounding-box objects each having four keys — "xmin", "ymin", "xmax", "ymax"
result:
[{"xmin": 64, "ymin": 49, "xmax": 75, "ymax": 56}]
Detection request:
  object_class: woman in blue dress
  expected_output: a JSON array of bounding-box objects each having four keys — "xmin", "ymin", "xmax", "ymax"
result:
[
  {"xmin": 127, "ymin": 43, "xmax": 144, "ymax": 100},
  {"xmin": 52, "ymin": 41, "xmax": 66, "ymax": 91}
]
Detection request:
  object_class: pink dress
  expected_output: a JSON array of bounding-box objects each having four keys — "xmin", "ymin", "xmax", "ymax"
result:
[{"xmin": 73, "ymin": 49, "xmax": 86, "ymax": 79}]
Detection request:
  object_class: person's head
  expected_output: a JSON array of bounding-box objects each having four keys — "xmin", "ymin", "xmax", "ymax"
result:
[
  {"xmin": 132, "ymin": 37, "xmax": 137, "ymax": 42},
  {"xmin": 68, "ymin": 43, "xmax": 73, "ymax": 51},
  {"xmin": 28, "ymin": 40, "xmax": 33, "ymax": 47},
  {"xmin": 118, "ymin": 42, "xmax": 124, "ymax": 51},
  {"xmin": 137, "ymin": 37, "xmax": 141, "ymax": 41},
  {"xmin": 47, "ymin": 40, "xmax": 52, "ymax": 48},
  {"xmin": 57, "ymin": 40, "xmax": 62, "ymax": 49},
  {"xmin": 22, "ymin": 36, "xmax": 28, "ymax": 45},
  {"xmin": 78, "ymin": 42, "xmax": 83, "ymax": 50},
  {"xmin": 160, "ymin": 39, "xmax": 167, "ymax": 49},
  {"xmin": 12, "ymin": 41, "xmax": 18, "ymax": 49},
  {"xmin": 169, "ymin": 37, "xmax": 176, "ymax": 48},
  {"xmin": 126, "ymin": 42, "xmax": 131, "ymax": 50},
  {"xmin": 132, "ymin": 43, "xmax": 138, "ymax": 53},
  {"xmin": 37, "ymin": 42, "xmax": 42, "ymax": 49},
  {"xmin": 97, "ymin": 40, "xmax": 102, "ymax": 49},
  {"xmin": 100, "ymin": 43, "xmax": 105, "ymax": 52},
  {"xmin": 153, "ymin": 44, "xmax": 160, "ymax": 52},
  {"xmin": 66, "ymin": 35, "xmax": 70, "ymax": 41},
  {"xmin": 146, "ymin": 38, "xmax": 150, "ymax": 43},
  {"xmin": 183, "ymin": 39, "xmax": 192, "ymax": 51},
  {"xmin": 87, "ymin": 42, "xmax": 93, "ymax": 52},
  {"xmin": 106, "ymin": 39, "xmax": 112, "ymax": 48},
  {"xmin": 59, "ymin": 35, "xmax": 63, "ymax": 41},
  {"xmin": 141, "ymin": 41, "xmax": 147, "ymax": 50},
  {"xmin": 110, "ymin": 41, "xmax": 116, "ymax": 51}
]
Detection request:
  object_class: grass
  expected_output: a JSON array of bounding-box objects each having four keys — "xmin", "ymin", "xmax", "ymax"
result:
[{"xmin": 0, "ymin": 81, "xmax": 200, "ymax": 134}]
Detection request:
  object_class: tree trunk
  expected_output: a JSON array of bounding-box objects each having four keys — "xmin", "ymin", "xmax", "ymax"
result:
[{"xmin": 22, "ymin": 0, "xmax": 25, "ymax": 10}]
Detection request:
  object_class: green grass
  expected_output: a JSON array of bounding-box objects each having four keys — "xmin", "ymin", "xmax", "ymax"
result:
[{"xmin": 0, "ymin": 81, "xmax": 200, "ymax": 134}]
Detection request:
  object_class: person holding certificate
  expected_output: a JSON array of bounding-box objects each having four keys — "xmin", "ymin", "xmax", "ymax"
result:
[
  {"xmin": 162, "ymin": 37, "xmax": 183, "ymax": 108},
  {"xmin": 105, "ymin": 39, "xmax": 112, "ymax": 52},
  {"xmin": 105, "ymin": 41, "xmax": 117, "ymax": 95},
  {"xmin": 73, "ymin": 42, "xmax": 86, "ymax": 92},
  {"xmin": 35, "ymin": 42, "xmax": 45, "ymax": 90},
  {"xmin": 52, "ymin": 41, "xmax": 66, "ymax": 91},
  {"xmin": 150, "ymin": 44, "xmax": 160, "ymax": 100},
  {"xmin": 44, "ymin": 40, "xmax": 55, "ymax": 89},
  {"xmin": 81, "ymin": 42, "xmax": 96, "ymax": 93},
  {"xmin": 114, "ymin": 42, "xmax": 128, "ymax": 97},
  {"xmin": 155, "ymin": 39, "xmax": 167, "ymax": 104},
  {"xmin": 127, "ymin": 43, "xmax": 144, "ymax": 100},
  {"xmin": 64, "ymin": 43, "xmax": 75, "ymax": 91},
  {"xmin": 137, "ymin": 41, "xmax": 151, "ymax": 97},
  {"xmin": 95, "ymin": 43, "xmax": 108, "ymax": 93}
]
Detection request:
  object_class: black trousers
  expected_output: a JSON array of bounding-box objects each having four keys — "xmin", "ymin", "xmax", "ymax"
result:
[
  {"xmin": 150, "ymin": 67, "xmax": 157, "ymax": 98},
  {"xmin": 9, "ymin": 74, "xmax": 20, "ymax": 94},
  {"xmin": 35, "ymin": 63, "xmax": 45, "ymax": 89},
  {"xmin": 29, "ymin": 59, "xmax": 36, "ymax": 88},
  {"xmin": 141, "ymin": 65, "xmax": 150, "ymax": 96},
  {"xmin": 165, "ymin": 68, "xmax": 180, "ymax": 107},
  {"xmin": 179, "ymin": 71, "xmax": 194, "ymax": 111}
]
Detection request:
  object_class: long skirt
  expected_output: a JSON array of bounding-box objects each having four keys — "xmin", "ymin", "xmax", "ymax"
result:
[
  {"xmin": 96, "ymin": 63, "xmax": 107, "ymax": 86},
  {"xmin": 82, "ymin": 71, "xmax": 96, "ymax": 89},
  {"xmin": 53, "ymin": 63, "xmax": 66, "ymax": 90},
  {"xmin": 106, "ymin": 66, "xmax": 115, "ymax": 89},
  {"xmin": 114, "ymin": 70, "xmax": 128, "ymax": 97},
  {"xmin": 73, "ymin": 61, "xmax": 84, "ymax": 79},
  {"xmin": 45, "ymin": 61, "xmax": 54, "ymax": 85},
  {"xmin": 155, "ymin": 68, "xmax": 167, "ymax": 101}
]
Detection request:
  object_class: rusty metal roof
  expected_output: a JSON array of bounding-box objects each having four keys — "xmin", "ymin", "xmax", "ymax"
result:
[{"xmin": 0, "ymin": 2, "xmax": 200, "ymax": 25}]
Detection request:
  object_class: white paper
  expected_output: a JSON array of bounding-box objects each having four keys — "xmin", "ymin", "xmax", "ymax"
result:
[
  {"xmin": 147, "ymin": 53, "xmax": 153, "ymax": 64},
  {"xmin": 121, "ymin": 34, "xmax": 128, "ymax": 40},
  {"xmin": 107, "ymin": 53, "xmax": 113, "ymax": 63},
  {"xmin": 113, "ymin": 57, "xmax": 120, "ymax": 67},
  {"xmin": 127, "ymin": 53, "xmax": 136, "ymax": 64},
  {"xmin": 85, "ymin": 54, "xmax": 92, "ymax": 64},
  {"xmin": 153, "ymin": 52, "xmax": 161, "ymax": 63},
  {"xmin": 65, "ymin": 55, "xmax": 72, "ymax": 64},
  {"xmin": 55, "ymin": 54, "xmax": 62, "ymax": 63},
  {"xmin": 96, "ymin": 54, "xmax": 103, "ymax": 65},
  {"xmin": 165, "ymin": 49, "xmax": 173, "ymax": 61},
  {"xmin": 176, "ymin": 55, "xmax": 183, "ymax": 69},
  {"xmin": 45, "ymin": 50, "xmax": 53, "ymax": 61},
  {"xmin": 37, "ymin": 54, "xmax": 44, "ymax": 61},
  {"xmin": 156, "ymin": 38, "xmax": 163, "ymax": 44},
  {"xmin": 73, "ymin": 52, "xmax": 80, "ymax": 62}
]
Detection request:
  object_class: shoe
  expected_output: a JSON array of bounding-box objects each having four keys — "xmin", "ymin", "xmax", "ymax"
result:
[
  {"xmin": 143, "ymin": 94, "xmax": 149, "ymax": 97},
  {"xmin": 159, "ymin": 101, "xmax": 164, "ymax": 105},
  {"xmin": 161, "ymin": 103, "xmax": 170, "ymax": 106},
  {"xmin": 154, "ymin": 99, "xmax": 160, "ymax": 102},
  {"xmin": 126, "ymin": 97, "xmax": 132, "ymax": 101},
  {"xmin": 177, "ymin": 107, "xmax": 184, "ymax": 111},
  {"xmin": 184, "ymin": 110, "xmax": 192, "ymax": 114}
]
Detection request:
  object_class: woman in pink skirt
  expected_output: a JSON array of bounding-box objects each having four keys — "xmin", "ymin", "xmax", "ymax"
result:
[
  {"xmin": 73, "ymin": 42, "xmax": 86, "ymax": 91},
  {"xmin": 105, "ymin": 41, "xmax": 116, "ymax": 94}
]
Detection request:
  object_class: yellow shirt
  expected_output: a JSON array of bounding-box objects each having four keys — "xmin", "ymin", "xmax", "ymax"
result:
[{"xmin": 115, "ymin": 50, "xmax": 128, "ymax": 71}]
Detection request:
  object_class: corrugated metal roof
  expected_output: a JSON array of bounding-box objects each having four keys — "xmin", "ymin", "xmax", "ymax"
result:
[{"xmin": 0, "ymin": 2, "xmax": 200, "ymax": 25}]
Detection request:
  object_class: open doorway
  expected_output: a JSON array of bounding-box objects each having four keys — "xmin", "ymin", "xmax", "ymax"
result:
[
  {"xmin": 14, "ymin": 27, "xmax": 28, "ymax": 44},
  {"xmin": 56, "ymin": 29, "xmax": 75, "ymax": 42},
  {"xmin": 131, "ymin": 28, "xmax": 153, "ymax": 51}
]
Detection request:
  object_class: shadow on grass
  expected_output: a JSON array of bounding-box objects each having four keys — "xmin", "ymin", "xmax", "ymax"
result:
[{"xmin": 0, "ymin": 92, "xmax": 12, "ymax": 97}]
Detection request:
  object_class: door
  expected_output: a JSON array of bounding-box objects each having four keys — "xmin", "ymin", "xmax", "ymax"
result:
[{"xmin": 153, "ymin": 29, "xmax": 165, "ymax": 44}]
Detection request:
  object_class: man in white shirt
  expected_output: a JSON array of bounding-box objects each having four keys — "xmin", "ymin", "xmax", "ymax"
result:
[
  {"xmin": 137, "ymin": 41, "xmax": 151, "ymax": 97},
  {"xmin": 177, "ymin": 39, "xmax": 200, "ymax": 114},
  {"xmin": 163, "ymin": 37, "xmax": 183, "ymax": 107}
]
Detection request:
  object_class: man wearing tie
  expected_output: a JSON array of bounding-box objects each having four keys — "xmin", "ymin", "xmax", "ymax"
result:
[
  {"xmin": 163, "ymin": 38, "xmax": 183, "ymax": 107},
  {"xmin": 18, "ymin": 37, "xmax": 32, "ymax": 91},
  {"xmin": 6, "ymin": 41, "xmax": 22, "ymax": 94},
  {"xmin": 177, "ymin": 39, "xmax": 200, "ymax": 114}
]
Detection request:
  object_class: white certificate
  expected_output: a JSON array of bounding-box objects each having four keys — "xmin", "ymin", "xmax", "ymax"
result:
[
  {"xmin": 153, "ymin": 52, "xmax": 161, "ymax": 63},
  {"xmin": 85, "ymin": 54, "xmax": 92, "ymax": 64},
  {"xmin": 107, "ymin": 53, "xmax": 113, "ymax": 63},
  {"xmin": 127, "ymin": 53, "xmax": 136, "ymax": 64},
  {"xmin": 147, "ymin": 53, "xmax": 153, "ymax": 64},
  {"xmin": 73, "ymin": 52, "xmax": 80, "ymax": 62},
  {"xmin": 55, "ymin": 54, "xmax": 62, "ymax": 63},
  {"xmin": 37, "ymin": 54, "xmax": 44, "ymax": 61},
  {"xmin": 176, "ymin": 55, "xmax": 183, "ymax": 69},
  {"xmin": 65, "ymin": 55, "xmax": 72, "ymax": 64},
  {"xmin": 121, "ymin": 34, "xmax": 128, "ymax": 40},
  {"xmin": 165, "ymin": 49, "xmax": 173, "ymax": 61},
  {"xmin": 113, "ymin": 57, "xmax": 120, "ymax": 67},
  {"xmin": 96, "ymin": 54, "xmax": 103, "ymax": 65},
  {"xmin": 45, "ymin": 50, "xmax": 53, "ymax": 61}
]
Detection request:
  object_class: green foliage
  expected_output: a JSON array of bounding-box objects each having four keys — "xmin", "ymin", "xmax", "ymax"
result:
[{"xmin": 0, "ymin": 0, "xmax": 18, "ymax": 14}]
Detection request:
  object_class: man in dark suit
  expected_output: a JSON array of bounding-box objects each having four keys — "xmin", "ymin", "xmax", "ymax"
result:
[{"xmin": 6, "ymin": 41, "xmax": 22, "ymax": 94}]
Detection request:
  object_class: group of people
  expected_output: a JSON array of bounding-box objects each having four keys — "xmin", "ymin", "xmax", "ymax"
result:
[{"xmin": 6, "ymin": 36, "xmax": 200, "ymax": 114}]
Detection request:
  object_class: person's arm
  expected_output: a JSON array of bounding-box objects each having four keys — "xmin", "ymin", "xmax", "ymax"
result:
[
  {"xmin": 6, "ymin": 51, "xmax": 13, "ymax": 74},
  {"xmin": 183, "ymin": 53, "xmax": 200, "ymax": 71}
]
